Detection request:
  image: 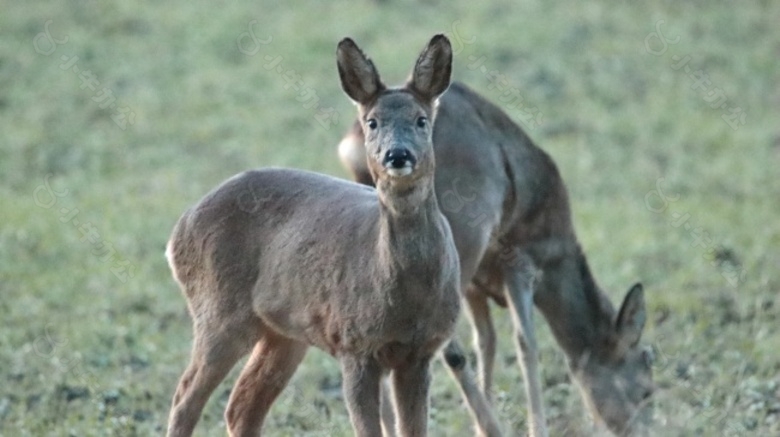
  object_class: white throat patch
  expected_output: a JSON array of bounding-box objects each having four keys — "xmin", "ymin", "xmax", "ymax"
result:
[{"xmin": 386, "ymin": 165, "xmax": 414, "ymax": 177}]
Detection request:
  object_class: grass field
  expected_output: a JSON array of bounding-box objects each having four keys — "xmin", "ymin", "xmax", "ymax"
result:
[{"xmin": 1, "ymin": 1, "xmax": 779, "ymax": 435}]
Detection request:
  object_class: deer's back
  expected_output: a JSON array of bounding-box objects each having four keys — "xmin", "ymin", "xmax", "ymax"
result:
[
  {"xmin": 167, "ymin": 168, "xmax": 377, "ymax": 289},
  {"xmin": 438, "ymin": 82, "xmax": 574, "ymax": 243}
]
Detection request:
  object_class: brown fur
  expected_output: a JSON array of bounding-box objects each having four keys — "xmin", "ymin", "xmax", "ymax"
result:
[
  {"xmin": 339, "ymin": 81, "xmax": 654, "ymax": 436},
  {"xmin": 165, "ymin": 36, "xmax": 461, "ymax": 437}
]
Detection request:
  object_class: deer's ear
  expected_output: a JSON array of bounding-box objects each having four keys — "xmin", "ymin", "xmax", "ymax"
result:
[
  {"xmin": 615, "ymin": 283, "xmax": 646, "ymax": 352},
  {"xmin": 337, "ymin": 38, "xmax": 384, "ymax": 105},
  {"xmin": 408, "ymin": 34, "xmax": 452, "ymax": 102}
]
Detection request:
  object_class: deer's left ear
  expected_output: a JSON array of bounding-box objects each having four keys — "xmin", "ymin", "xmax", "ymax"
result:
[
  {"xmin": 408, "ymin": 34, "xmax": 452, "ymax": 102},
  {"xmin": 615, "ymin": 283, "xmax": 646, "ymax": 352}
]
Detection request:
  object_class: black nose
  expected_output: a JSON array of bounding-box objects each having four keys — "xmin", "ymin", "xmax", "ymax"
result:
[{"xmin": 383, "ymin": 148, "xmax": 415, "ymax": 169}]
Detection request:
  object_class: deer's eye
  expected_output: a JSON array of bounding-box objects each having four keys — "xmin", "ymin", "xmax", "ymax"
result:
[
  {"xmin": 366, "ymin": 119, "xmax": 378, "ymax": 130},
  {"xmin": 416, "ymin": 116, "xmax": 427, "ymax": 128}
]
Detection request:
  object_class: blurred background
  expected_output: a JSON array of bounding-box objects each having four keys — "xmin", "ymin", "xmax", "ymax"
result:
[{"xmin": 1, "ymin": 1, "xmax": 778, "ymax": 435}]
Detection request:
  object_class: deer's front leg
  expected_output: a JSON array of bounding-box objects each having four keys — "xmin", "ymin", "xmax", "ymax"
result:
[
  {"xmin": 380, "ymin": 376, "xmax": 397, "ymax": 437},
  {"xmin": 391, "ymin": 355, "xmax": 433, "ymax": 437},
  {"xmin": 465, "ymin": 290, "xmax": 497, "ymax": 402},
  {"xmin": 341, "ymin": 355, "xmax": 383, "ymax": 437},
  {"xmin": 504, "ymin": 251, "xmax": 548, "ymax": 437}
]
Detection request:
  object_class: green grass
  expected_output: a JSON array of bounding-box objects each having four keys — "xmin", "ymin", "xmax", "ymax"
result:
[{"xmin": 1, "ymin": 0, "xmax": 778, "ymax": 435}]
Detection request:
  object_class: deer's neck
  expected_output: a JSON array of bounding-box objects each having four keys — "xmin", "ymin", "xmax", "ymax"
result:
[
  {"xmin": 534, "ymin": 250, "xmax": 616, "ymax": 366},
  {"xmin": 376, "ymin": 174, "xmax": 437, "ymax": 217},
  {"xmin": 375, "ymin": 176, "xmax": 446, "ymax": 270}
]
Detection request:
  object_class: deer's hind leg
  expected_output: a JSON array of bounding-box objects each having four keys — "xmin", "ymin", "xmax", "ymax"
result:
[
  {"xmin": 225, "ymin": 330, "xmax": 308, "ymax": 437},
  {"xmin": 167, "ymin": 306, "xmax": 260, "ymax": 437},
  {"xmin": 441, "ymin": 339, "xmax": 504, "ymax": 437}
]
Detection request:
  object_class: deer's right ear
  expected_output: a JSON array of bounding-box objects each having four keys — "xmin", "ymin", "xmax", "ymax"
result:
[
  {"xmin": 337, "ymin": 38, "xmax": 384, "ymax": 105},
  {"xmin": 614, "ymin": 283, "xmax": 646, "ymax": 354}
]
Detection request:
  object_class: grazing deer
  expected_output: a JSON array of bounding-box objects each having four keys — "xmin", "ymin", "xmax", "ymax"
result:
[
  {"xmin": 338, "ymin": 81, "xmax": 655, "ymax": 435},
  {"xmin": 165, "ymin": 35, "xmax": 462, "ymax": 437}
]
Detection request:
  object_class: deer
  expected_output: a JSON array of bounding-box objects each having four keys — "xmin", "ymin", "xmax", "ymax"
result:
[
  {"xmin": 165, "ymin": 35, "xmax": 464, "ymax": 437},
  {"xmin": 337, "ymin": 78, "xmax": 656, "ymax": 435}
]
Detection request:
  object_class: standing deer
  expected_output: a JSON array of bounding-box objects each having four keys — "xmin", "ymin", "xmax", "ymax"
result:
[
  {"xmin": 338, "ymin": 80, "xmax": 655, "ymax": 435},
  {"xmin": 165, "ymin": 35, "xmax": 462, "ymax": 437}
]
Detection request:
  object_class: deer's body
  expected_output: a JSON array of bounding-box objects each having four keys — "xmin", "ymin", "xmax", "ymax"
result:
[
  {"xmin": 168, "ymin": 169, "xmax": 458, "ymax": 359},
  {"xmin": 339, "ymin": 81, "xmax": 654, "ymax": 436},
  {"xmin": 166, "ymin": 36, "xmax": 462, "ymax": 437}
]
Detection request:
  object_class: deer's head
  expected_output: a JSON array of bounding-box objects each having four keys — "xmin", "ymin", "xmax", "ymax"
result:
[
  {"xmin": 337, "ymin": 35, "xmax": 451, "ymax": 203},
  {"xmin": 571, "ymin": 283, "xmax": 655, "ymax": 436}
]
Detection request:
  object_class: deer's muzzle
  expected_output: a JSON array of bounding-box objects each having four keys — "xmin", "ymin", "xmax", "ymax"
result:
[{"xmin": 383, "ymin": 148, "xmax": 417, "ymax": 176}]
